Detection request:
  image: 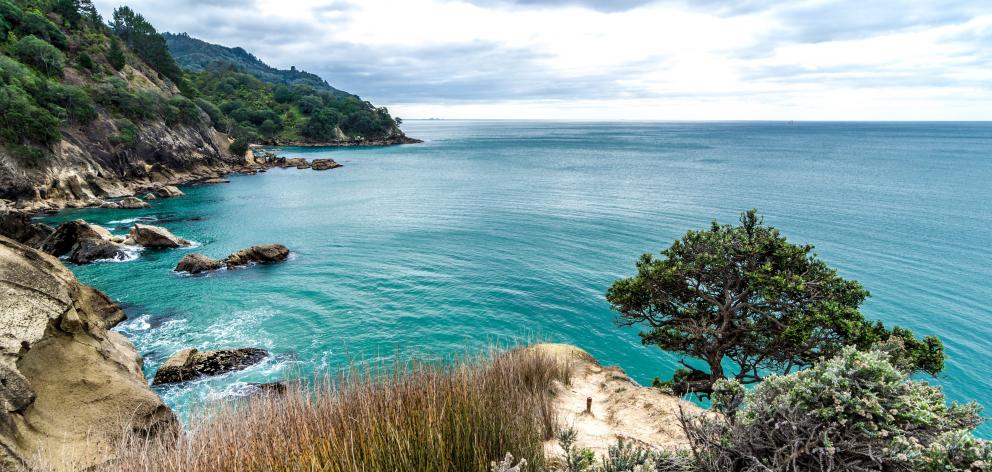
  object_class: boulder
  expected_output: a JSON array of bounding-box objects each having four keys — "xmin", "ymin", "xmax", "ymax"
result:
[
  {"xmin": 0, "ymin": 236, "xmax": 177, "ymax": 469},
  {"xmin": 224, "ymin": 244, "xmax": 290, "ymax": 267},
  {"xmin": 0, "ymin": 209, "xmax": 54, "ymax": 247},
  {"xmin": 118, "ymin": 196, "xmax": 151, "ymax": 209},
  {"xmin": 156, "ymin": 185, "xmax": 185, "ymax": 198},
  {"xmin": 311, "ymin": 158, "xmax": 342, "ymax": 171},
  {"xmin": 100, "ymin": 201, "xmax": 120, "ymax": 209},
  {"xmin": 128, "ymin": 224, "xmax": 190, "ymax": 248},
  {"xmin": 282, "ymin": 157, "xmax": 309, "ymax": 169},
  {"xmin": 67, "ymin": 238, "xmax": 128, "ymax": 264},
  {"xmin": 175, "ymin": 253, "xmax": 224, "ymax": 274},
  {"xmin": 152, "ymin": 348, "xmax": 269, "ymax": 385},
  {"xmin": 143, "ymin": 192, "xmax": 158, "ymax": 201},
  {"xmin": 39, "ymin": 220, "xmax": 113, "ymax": 257}
]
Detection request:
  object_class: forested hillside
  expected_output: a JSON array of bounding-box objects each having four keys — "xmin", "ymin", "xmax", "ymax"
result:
[
  {"xmin": 0, "ymin": 1, "xmax": 410, "ymax": 208},
  {"xmin": 164, "ymin": 32, "xmax": 349, "ymax": 96}
]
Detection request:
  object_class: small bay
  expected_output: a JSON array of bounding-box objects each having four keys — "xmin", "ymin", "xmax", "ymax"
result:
[{"xmin": 44, "ymin": 120, "xmax": 992, "ymax": 436}]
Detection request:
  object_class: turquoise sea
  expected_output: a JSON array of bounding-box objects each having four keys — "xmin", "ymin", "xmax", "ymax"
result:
[{"xmin": 44, "ymin": 121, "xmax": 992, "ymax": 436}]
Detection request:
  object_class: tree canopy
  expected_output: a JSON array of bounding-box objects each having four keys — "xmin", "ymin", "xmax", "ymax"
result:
[{"xmin": 606, "ymin": 209, "xmax": 943, "ymax": 395}]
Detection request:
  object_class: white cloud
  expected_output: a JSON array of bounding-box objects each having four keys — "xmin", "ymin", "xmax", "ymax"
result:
[{"xmin": 97, "ymin": 0, "xmax": 992, "ymax": 119}]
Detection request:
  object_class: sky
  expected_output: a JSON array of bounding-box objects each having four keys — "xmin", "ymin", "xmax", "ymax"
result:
[{"xmin": 93, "ymin": 0, "xmax": 992, "ymax": 120}]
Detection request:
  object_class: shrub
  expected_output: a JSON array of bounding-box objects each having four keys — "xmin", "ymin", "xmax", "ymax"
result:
[
  {"xmin": 109, "ymin": 118, "xmax": 138, "ymax": 147},
  {"xmin": 164, "ymin": 95, "xmax": 204, "ymax": 126},
  {"xmin": 13, "ymin": 35, "xmax": 65, "ymax": 77},
  {"xmin": 0, "ymin": 84, "xmax": 60, "ymax": 145},
  {"xmin": 77, "ymin": 51, "xmax": 94, "ymax": 70},
  {"xmin": 228, "ymin": 136, "xmax": 249, "ymax": 158},
  {"xmin": 39, "ymin": 82, "xmax": 97, "ymax": 123},
  {"xmin": 86, "ymin": 347, "xmax": 568, "ymax": 471},
  {"xmin": 194, "ymin": 97, "xmax": 227, "ymax": 131},
  {"xmin": 17, "ymin": 11, "xmax": 67, "ymax": 49},
  {"xmin": 681, "ymin": 347, "xmax": 990, "ymax": 471},
  {"xmin": 107, "ymin": 36, "xmax": 125, "ymax": 71}
]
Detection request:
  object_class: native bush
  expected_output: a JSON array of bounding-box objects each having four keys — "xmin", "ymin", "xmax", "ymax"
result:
[
  {"xmin": 13, "ymin": 35, "xmax": 65, "ymax": 77},
  {"xmin": 680, "ymin": 347, "xmax": 990, "ymax": 471}
]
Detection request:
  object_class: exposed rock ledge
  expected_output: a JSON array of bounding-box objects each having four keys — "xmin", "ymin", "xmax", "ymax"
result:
[
  {"xmin": 175, "ymin": 244, "xmax": 290, "ymax": 274},
  {"xmin": 0, "ymin": 236, "xmax": 177, "ymax": 470},
  {"xmin": 529, "ymin": 344, "xmax": 701, "ymax": 460}
]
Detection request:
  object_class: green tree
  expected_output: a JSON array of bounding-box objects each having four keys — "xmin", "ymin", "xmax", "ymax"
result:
[
  {"xmin": 606, "ymin": 210, "xmax": 943, "ymax": 396},
  {"xmin": 17, "ymin": 11, "xmax": 67, "ymax": 49},
  {"xmin": 110, "ymin": 6, "xmax": 183, "ymax": 84},
  {"xmin": 300, "ymin": 108, "xmax": 341, "ymax": 140},
  {"xmin": 229, "ymin": 136, "xmax": 249, "ymax": 157},
  {"xmin": 13, "ymin": 35, "xmax": 65, "ymax": 77},
  {"xmin": 107, "ymin": 36, "xmax": 125, "ymax": 70},
  {"xmin": 77, "ymin": 51, "xmax": 94, "ymax": 70}
]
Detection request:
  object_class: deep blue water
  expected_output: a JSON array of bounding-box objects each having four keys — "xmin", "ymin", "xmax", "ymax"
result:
[{"xmin": 44, "ymin": 121, "xmax": 992, "ymax": 436}]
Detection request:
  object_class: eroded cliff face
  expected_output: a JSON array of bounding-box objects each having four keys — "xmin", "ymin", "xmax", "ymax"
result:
[
  {"xmin": 0, "ymin": 236, "xmax": 177, "ymax": 470},
  {"xmin": 0, "ymin": 114, "xmax": 241, "ymax": 212}
]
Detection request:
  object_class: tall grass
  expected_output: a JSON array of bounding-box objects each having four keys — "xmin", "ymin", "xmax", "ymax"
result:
[{"xmin": 93, "ymin": 347, "xmax": 569, "ymax": 472}]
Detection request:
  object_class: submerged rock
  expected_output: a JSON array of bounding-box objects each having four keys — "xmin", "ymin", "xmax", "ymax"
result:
[
  {"xmin": 224, "ymin": 244, "xmax": 290, "ymax": 267},
  {"xmin": 67, "ymin": 238, "xmax": 128, "ymax": 264},
  {"xmin": 175, "ymin": 253, "xmax": 224, "ymax": 274},
  {"xmin": 0, "ymin": 236, "xmax": 178, "ymax": 469},
  {"xmin": 128, "ymin": 224, "xmax": 190, "ymax": 248},
  {"xmin": 118, "ymin": 196, "xmax": 151, "ymax": 209},
  {"xmin": 311, "ymin": 158, "xmax": 342, "ymax": 171},
  {"xmin": 152, "ymin": 347, "xmax": 269, "ymax": 385}
]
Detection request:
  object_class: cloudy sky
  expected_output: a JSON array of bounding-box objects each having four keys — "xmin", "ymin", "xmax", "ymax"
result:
[{"xmin": 94, "ymin": 0, "xmax": 992, "ymax": 120}]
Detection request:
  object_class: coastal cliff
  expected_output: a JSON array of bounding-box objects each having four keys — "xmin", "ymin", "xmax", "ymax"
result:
[{"xmin": 0, "ymin": 236, "xmax": 176, "ymax": 470}]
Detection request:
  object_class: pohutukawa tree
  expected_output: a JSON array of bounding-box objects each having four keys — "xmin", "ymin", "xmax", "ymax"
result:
[{"xmin": 606, "ymin": 209, "xmax": 943, "ymax": 396}]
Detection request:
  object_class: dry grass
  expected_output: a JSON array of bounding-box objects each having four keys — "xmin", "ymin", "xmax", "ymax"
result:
[{"xmin": 88, "ymin": 347, "xmax": 570, "ymax": 472}]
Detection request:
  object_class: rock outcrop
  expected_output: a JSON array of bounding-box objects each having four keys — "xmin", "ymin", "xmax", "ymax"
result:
[
  {"xmin": 67, "ymin": 238, "xmax": 128, "ymax": 264},
  {"xmin": 152, "ymin": 348, "xmax": 269, "ymax": 385},
  {"xmin": 118, "ymin": 196, "xmax": 152, "ymax": 209},
  {"xmin": 127, "ymin": 224, "xmax": 190, "ymax": 248},
  {"xmin": 0, "ymin": 209, "xmax": 54, "ymax": 247},
  {"xmin": 0, "ymin": 236, "xmax": 177, "ymax": 470},
  {"xmin": 175, "ymin": 244, "xmax": 290, "ymax": 274},
  {"xmin": 224, "ymin": 244, "xmax": 290, "ymax": 266},
  {"xmin": 39, "ymin": 220, "xmax": 114, "ymax": 257},
  {"xmin": 530, "ymin": 344, "xmax": 701, "ymax": 461},
  {"xmin": 311, "ymin": 158, "xmax": 341, "ymax": 171},
  {"xmin": 175, "ymin": 253, "xmax": 224, "ymax": 274},
  {"xmin": 156, "ymin": 185, "xmax": 185, "ymax": 198}
]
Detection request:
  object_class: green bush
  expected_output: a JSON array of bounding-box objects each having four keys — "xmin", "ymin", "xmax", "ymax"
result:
[
  {"xmin": 107, "ymin": 36, "xmax": 125, "ymax": 71},
  {"xmin": 0, "ymin": 84, "xmax": 61, "ymax": 146},
  {"xmin": 13, "ymin": 35, "xmax": 65, "ymax": 77},
  {"xmin": 228, "ymin": 136, "xmax": 248, "ymax": 158},
  {"xmin": 39, "ymin": 82, "xmax": 97, "ymax": 123},
  {"xmin": 109, "ymin": 118, "xmax": 138, "ymax": 147},
  {"xmin": 164, "ymin": 95, "xmax": 203, "ymax": 126},
  {"xmin": 681, "ymin": 347, "xmax": 990, "ymax": 471},
  {"xmin": 77, "ymin": 51, "xmax": 94, "ymax": 70},
  {"xmin": 17, "ymin": 11, "xmax": 67, "ymax": 50},
  {"xmin": 91, "ymin": 77, "xmax": 165, "ymax": 120},
  {"xmin": 194, "ymin": 97, "xmax": 227, "ymax": 131}
]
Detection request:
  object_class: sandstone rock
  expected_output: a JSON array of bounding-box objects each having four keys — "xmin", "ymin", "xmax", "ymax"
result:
[
  {"xmin": 100, "ymin": 201, "xmax": 120, "ymax": 209},
  {"xmin": 311, "ymin": 158, "xmax": 342, "ymax": 171},
  {"xmin": 224, "ymin": 244, "xmax": 290, "ymax": 267},
  {"xmin": 0, "ymin": 209, "xmax": 54, "ymax": 247},
  {"xmin": 152, "ymin": 348, "xmax": 269, "ymax": 385},
  {"xmin": 128, "ymin": 224, "xmax": 190, "ymax": 248},
  {"xmin": 156, "ymin": 185, "xmax": 185, "ymax": 198},
  {"xmin": 175, "ymin": 253, "xmax": 224, "ymax": 274},
  {"xmin": 0, "ymin": 236, "xmax": 177, "ymax": 469},
  {"xmin": 118, "ymin": 196, "xmax": 151, "ymax": 209},
  {"xmin": 143, "ymin": 192, "xmax": 158, "ymax": 201},
  {"xmin": 39, "ymin": 220, "xmax": 112, "ymax": 257},
  {"xmin": 67, "ymin": 238, "xmax": 128, "ymax": 264}
]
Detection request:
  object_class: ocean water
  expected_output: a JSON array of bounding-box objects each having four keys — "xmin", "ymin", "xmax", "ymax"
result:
[{"xmin": 43, "ymin": 121, "xmax": 992, "ymax": 436}]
